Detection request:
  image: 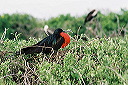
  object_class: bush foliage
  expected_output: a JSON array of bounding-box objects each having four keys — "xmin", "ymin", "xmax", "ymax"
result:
[
  {"xmin": 0, "ymin": 9, "xmax": 128, "ymax": 40},
  {"xmin": 0, "ymin": 13, "xmax": 44, "ymax": 39},
  {"xmin": 0, "ymin": 35, "xmax": 128, "ymax": 84},
  {"xmin": 0, "ymin": 9, "xmax": 128, "ymax": 84}
]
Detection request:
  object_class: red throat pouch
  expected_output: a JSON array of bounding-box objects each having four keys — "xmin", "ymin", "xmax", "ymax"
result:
[{"xmin": 60, "ymin": 32, "xmax": 70, "ymax": 48}]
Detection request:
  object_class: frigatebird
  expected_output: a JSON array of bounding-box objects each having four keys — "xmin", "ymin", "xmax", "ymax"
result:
[
  {"xmin": 16, "ymin": 28, "xmax": 70, "ymax": 55},
  {"xmin": 83, "ymin": 9, "xmax": 98, "ymax": 25}
]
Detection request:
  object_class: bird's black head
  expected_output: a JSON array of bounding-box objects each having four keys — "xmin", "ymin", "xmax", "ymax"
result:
[{"xmin": 53, "ymin": 28, "xmax": 63, "ymax": 35}]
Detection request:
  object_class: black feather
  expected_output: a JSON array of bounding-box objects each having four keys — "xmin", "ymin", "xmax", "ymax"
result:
[
  {"xmin": 16, "ymin": 29, "xmax": 65, "ymax": 55},
  {"xmin": 84, "ymin": 9, "xmax": 97, "ymax": 25}
]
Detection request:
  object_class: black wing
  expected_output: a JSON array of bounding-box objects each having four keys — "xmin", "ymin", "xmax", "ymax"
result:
[
  {"xmin": 16, "ymin": 35, "xmax": 53, "ymax": 55},
  {"xmin": 52, "ymin": 37, "xmax": 64, "ymax": 50},
  {"xmin": 84, "ymin": 9, "xmax": 97, "ymax": 25},
  {"xmin": 16, "ymin": 35, "xmax": 64, "ymax": 55}
]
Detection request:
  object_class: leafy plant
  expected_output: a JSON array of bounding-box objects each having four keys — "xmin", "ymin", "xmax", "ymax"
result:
[{"xmin": 0, "ymin": 34, "xmax": 128, "ymax": 85}]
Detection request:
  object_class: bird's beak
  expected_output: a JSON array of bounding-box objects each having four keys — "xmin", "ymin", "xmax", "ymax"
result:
[{"xmin": 63, "ymin": 30, "xmax": 73, "ymax": 33}]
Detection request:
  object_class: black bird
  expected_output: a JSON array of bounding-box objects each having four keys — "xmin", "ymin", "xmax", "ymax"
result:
[
  {"xmin": 83, "ymin": 9, "xmax": 98, "ymax": 25},
  {"xmin": 16, "ymin": 28, "xmax": 70, "ymax": 55}
]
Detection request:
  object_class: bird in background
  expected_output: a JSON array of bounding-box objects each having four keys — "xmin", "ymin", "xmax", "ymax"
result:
[
  {"xmin": 76, "ymin": 9, "xmax": 98, "ymax": 40},
  {"xmin": 83, "ymin": 9, "xmax": 98, "ymax": 25},
  {"xmin": 43, "ymin": 9, "xmax": 98, "ymax": 41},
  {"xmin": 16, "ymin": 28, "xmax": 70, "ymax": 55},
  {"xmin": 43, "ymin": 9, "xmax": 98, "ymax": 36}
]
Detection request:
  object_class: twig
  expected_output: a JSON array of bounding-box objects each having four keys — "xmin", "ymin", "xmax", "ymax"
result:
[
  {"xmin": 0, "ymin": 74, "xmax": 19, "ymax": 80},
  {"xmin": 70, "ymin": 66, "xmax": 86, "ymax": 85},
  {"xmin": 106, "ymin": 66, "xmax": 127, "ymax": 85},
  {"xmin": 115, "ymin": 14, "xmax": 120, "ymax": 29},
  {"xmin": 22, "ymin": 45, "xmax": 53, "ymax": 49}
]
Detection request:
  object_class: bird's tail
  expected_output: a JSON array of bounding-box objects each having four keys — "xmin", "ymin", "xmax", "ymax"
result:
[{"xmin": 15, "ymin": 46, "xmax": 44, "ymax": 55}]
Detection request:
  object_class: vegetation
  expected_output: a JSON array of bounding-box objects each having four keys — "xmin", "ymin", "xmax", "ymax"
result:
[
  {"xmin": 0, "ymin": 9, "xmax": 128, "ymax": 40},
  {"xmin": 0, "ymin": 34, "xmax": 128, "ymax": 85},
  {"xmin": 0, "ymin": 9, "xmax": 128, "ymax": 84},
  {"xmin": 0, "ymin": 13, "xmax": 44, "ymax": 39}
]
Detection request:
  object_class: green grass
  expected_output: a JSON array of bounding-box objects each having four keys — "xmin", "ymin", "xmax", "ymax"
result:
[{"xmin": 0, "ymin": 35, "xmax": 128, "ymax": 85}]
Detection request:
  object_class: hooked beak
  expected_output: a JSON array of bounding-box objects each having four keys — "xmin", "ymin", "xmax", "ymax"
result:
[{"xmin": 63, "ymin": 29, "xmax": 73, "ymax": 33}]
